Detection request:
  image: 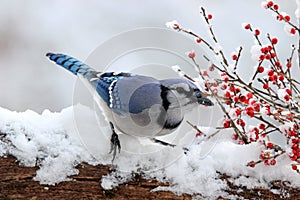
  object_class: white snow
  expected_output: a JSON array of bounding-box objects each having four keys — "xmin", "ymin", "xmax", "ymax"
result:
[
  {"xmin": 0, "ymin": 105, "xmax": 299, "ymax": 198},
  {"xmin": 171, "ymin": 65, "xmax": 185, "ymax": 77},
  {"xmin": 0, "ymin": 105, "xmax": 97, "ymax": 184},
  {"xmin": 261, "ymin": 1, "xmax": 268, "ymax": 9},
  {"xmin": 165, "ymin": 20, "xmax": 180, "ymax": 30},
  {"xmin": 250, "ymin": 44, "xmax": 262, "ymax": 61}
]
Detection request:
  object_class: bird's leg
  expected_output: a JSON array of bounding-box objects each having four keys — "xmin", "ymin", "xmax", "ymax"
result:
[
  {"xmin": 151, "ymin": 138, "xmax": 189, "ymax": 153},
  {"xmin": 109, "ymin": 122, "xmax": 121, "ymax": 162}
]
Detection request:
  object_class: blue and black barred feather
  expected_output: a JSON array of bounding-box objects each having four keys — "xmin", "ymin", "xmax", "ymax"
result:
[
  {"xmin": 46, "ymin": 52, "xmax": 133, "ymax": 110},
  {"xmin": 46, "ymin": 53, "xmax": 94, "ymax": 75},
  {"xmin": 94, "ymin": 73, "xmax": 132, "ymax": 109}
]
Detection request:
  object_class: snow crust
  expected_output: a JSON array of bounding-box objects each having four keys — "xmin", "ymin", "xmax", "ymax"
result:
[{"xmin": 0, "ymin": 105, "xmax": 299, "ymax": 198}]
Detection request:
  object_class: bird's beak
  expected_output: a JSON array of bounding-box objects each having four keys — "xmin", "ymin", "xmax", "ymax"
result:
[{"xmin": 195, "ymin": 91, "xmax": 214, "ymax": 106}]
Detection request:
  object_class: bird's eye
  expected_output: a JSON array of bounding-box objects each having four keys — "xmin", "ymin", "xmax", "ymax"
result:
[{"xmin": 176, "ymin": 87, "xmax": 187, "ymax": 93}]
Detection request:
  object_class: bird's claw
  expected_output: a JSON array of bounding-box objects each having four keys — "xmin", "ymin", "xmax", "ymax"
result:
[{"xmin": 109, "ymin": 122, "xmax": 121, "ymax": 162}]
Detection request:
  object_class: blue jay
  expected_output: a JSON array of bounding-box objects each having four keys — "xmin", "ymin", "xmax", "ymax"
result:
[{"xmin": 46, "ymin": 53, "xmax": 213, "ymax": 160}]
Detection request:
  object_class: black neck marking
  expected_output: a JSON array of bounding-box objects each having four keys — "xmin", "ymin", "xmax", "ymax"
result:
[
  {"xmin": 163, "ymin": 118, "xmax": 183, "ymax": 130},
  {"xmin": 160, "ymin": 85, "xmax": 170, "ymax": 111}
]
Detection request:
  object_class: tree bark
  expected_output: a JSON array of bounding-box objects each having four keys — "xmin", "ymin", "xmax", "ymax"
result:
[
  {"xmin": 0, "ymin": 156, "xmax": 299, "ymax": 199},
  {"xmin": 0, "ymin": 156, "xmax": 191, "ymax": 200}
]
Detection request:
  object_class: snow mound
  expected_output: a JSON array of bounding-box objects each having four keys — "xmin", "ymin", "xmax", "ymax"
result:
[
  {"xmin": 0, "ymin": 105, "xmax": 299, "ymax": 198},
  {"xmin": 0, "ymin": 105, "xmax": 97, "ymax": 184}
]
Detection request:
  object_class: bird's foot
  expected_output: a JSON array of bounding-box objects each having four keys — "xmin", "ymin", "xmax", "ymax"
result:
[{"xmin": 109, "ymin": 122, "xmax": 121, "ymax": 162}]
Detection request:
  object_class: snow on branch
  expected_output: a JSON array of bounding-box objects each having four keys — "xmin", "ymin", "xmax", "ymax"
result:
[{"xmin": 166, "ymin": 1, "xmax": 300, "ymax": 175}]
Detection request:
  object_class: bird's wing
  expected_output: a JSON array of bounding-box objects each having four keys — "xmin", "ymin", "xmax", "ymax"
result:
[
  {"xmin": 92, "ymin": 72, "xmax": 133, "ymax": 109},
  {"xmin": 108, "ymin": 75, "xmax": 163, "ymax": 115}
]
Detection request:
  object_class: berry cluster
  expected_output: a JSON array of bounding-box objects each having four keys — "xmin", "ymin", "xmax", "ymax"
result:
[
  {"xmin": 262, "ymin": 1, "xmax": 297, "ymax": 35},
  {"xmin": 167, "ymin": 2, "xmax": 300, "ymax": 173}
]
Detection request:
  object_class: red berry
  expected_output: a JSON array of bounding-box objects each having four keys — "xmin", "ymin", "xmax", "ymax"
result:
[
  {"xmin": 244, "ymin": 24, "xmax": 251, "ymax": 30},
  {"xmin": 292, "ymin": 165, "xmax": 298, "ymax": 170},
  {"xmin": 271, "ymin": 53, "xmax": 276, "ymax": 58},
  {"xmin": 292, "ymin": 142, "xmax": 298, "ymax": 149},
  {"xmin": 229, "ymin": 85, "xmax": 235, "ymax": 92},
  {"xmin": 275, "ymin": 61, "xmax": 282, "ymax": 68},
  {"xmin": 259, "ymin": 124, "xmax": 266, "ymax": 130},
  {"xmin": 235, "ymin": 108, "xmax": 241, "ymax": 116},
  {"xmin": 196, "ymin": 38, "xmax": 202, "ymax": 43},
  {"xmin": 284, "ymin": 94, "xmax": 290, "ymax": 101},
  {"xmin": 271, "ymin": 37, "xmax": 278, "ymax": 45},
  {"xmin": 267, "ymin": 45, "xmax": 272, "ymax": 51},
  {"xmin": 265, "ymin": 54, "xmax": 271, "ymax": 60},
  {"xmin": 188, "ymin": 52, "xmax": 196, "ymax": 59},
  {"xmin": 259, "ymin": 55, "xmax": 265, "ymax": 61},
  {"xmin": 196, "ymin": 132, "xmax": 201, "ymax": 137},
  {"xmin": 267, "ymin": 142, "xmax": 274, "ymax": 149},
  {"xmin": 258, "ymin": 66, "xmax": 264, "ymax": 73},
  {"xmin": 235, "ymin": 87, "xmax": 241, "ymax": 93},
  {"xmin": 264, "ymin": 160, "xmax": 270, "ymax": 166},
  {"xmin": 263, "ymin": 84, "xmax": 269, "ymax": 89},
  {"xmin": 273, "ymin": 4, "xmax": 279, "ymax": 10},
  {"xmin": 267, "ymin": 1, "xmax": 274, "ymax": 7},
  {"xmin": 270, "ymin": 159, "xmax": 276, "ymax": 166},
  {"xmin": 232, "ymin": 54, "xmax": 238, "ymax": 60},
  {"xmin": 292, "ymin": 139, "xmax": 298, "ymax": 144},
  {"xmin": 233, "ymin": 96, "xmax": 239, "ymax": 102},
  {"xmin": 279, "ymin": 75, "xmax": 284, "ymax": 81},
  {"xmin": 268, "ymin": 70, "xmax": 274, "ymax": 76},
  {"xmin": 284, "ymin": 15, "xmax": 291, "ymax": 22},
  {"xmin": 253, "ymin": 103, "xmax": 260, "ymax": 112},
  {"xmin": 232, "ymin": 134, "xmax": 238, "ymax": 140},
  {"xmin": 291, "ymin": 155, "xmax": 298, "ymax": 161},
  {"xmin": 250, "ymin": 99, "xmax": 256, "ymax": 105},
  {"xmin": 223, "ymin": 120, "xmax": 230, "ymax": 128},
  {"xmin": 221, "ymin": 84, "xmax": 227, "ymax": 90},
  {"xmin": 254, "ymin": 29, "xmax": 260, "ymax": 36},
  {"xmin": 247, "ymin": 92, "xmax": 253, "ymax": 99},
  {"xmin": 291, "ymin": 28, "xmax": 296, "ymax": 35},
  {"xmin": 277, "ymin": 14, "xmax": 283, "ymax": 21},
  {"xmin": 239, "ymin": 119, "xmax": 245, "ymax": 127},
  {"xmin": 286, "ymin": 61, "xmax": 292, "ymax": 68},
  {"xmin": 246, "ymin": 107, "xmax": 255, "ymax": 117},
  {"xmin": 224, "ymin": 91, "xmax": 231, "ymax": 98},
  {"xmin": 207, "ymin": 14, "xmax": 213, "ymax": 20},
  {"xmin": 261, "ymin": 47, "xmax": 267, "ymax": 54},
  {"xmin": 248, "ymin": 160, "xmax": 256, "ymax": 168},
  {"xmin": 239, "ymin": 95, "xmax": 246, "ymax": 102},
  {"xmin": 286, "ymin": 89, "xmax": 292, "ymax": 95}
]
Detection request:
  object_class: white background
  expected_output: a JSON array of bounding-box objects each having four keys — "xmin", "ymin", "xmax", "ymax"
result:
[{"xmin": 0, "ymin": 0, "xmax": 297, "ymax": 112}]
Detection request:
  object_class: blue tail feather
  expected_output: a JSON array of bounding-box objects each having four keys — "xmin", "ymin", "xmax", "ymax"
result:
[{"xmin": 46, "ymin": 52, "xmax": 95, "ymax": 75}]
